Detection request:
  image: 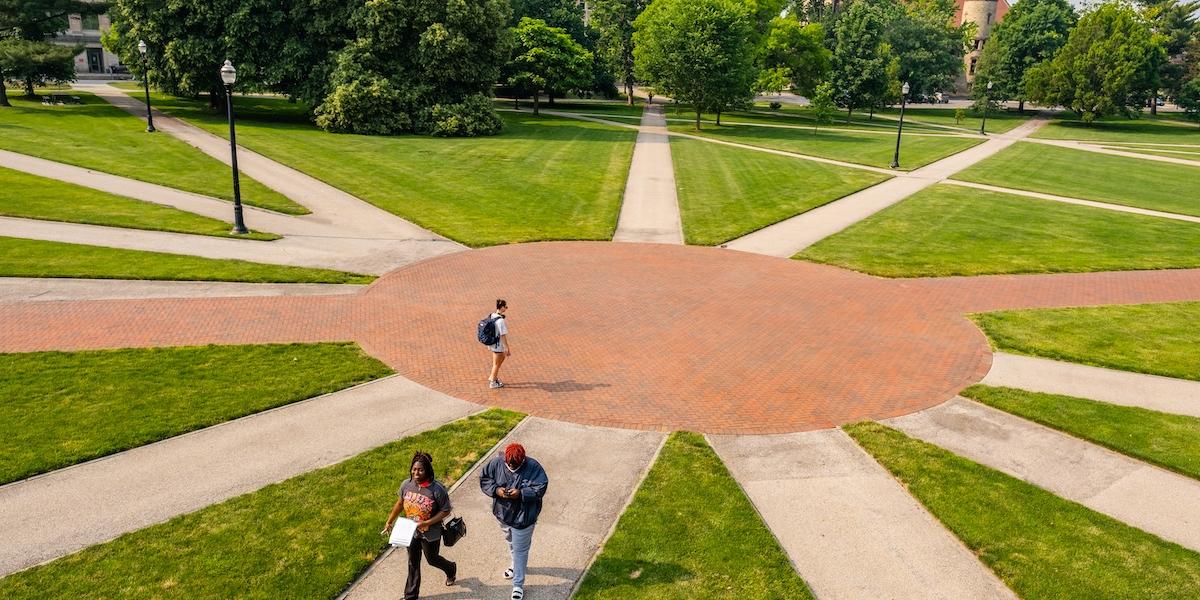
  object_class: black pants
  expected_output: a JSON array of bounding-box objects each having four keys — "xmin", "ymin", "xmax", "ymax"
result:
[{"xmin": 405, "ymin": 536, "xmax": 456, "ymax": 600}]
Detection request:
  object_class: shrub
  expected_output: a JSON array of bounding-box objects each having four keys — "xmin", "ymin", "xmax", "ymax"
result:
[
  {"xmin": 769, "ymin": 101, "xmax": 782, "ymax": 110},
  {"xmin": 429, "ymin": 94, "xmax": 504, "ymax": 137},
  {"xmin": 314, "ymin": 77, "xmax": 416, "ymax": 135}
]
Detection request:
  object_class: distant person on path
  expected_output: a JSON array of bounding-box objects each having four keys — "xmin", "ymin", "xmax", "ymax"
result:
[
  {"xmin": 382, "ymin": 451, "xmax": 457, "ymax": 599},
  {"xmin": 485, "ymin": 299, "xmax": 510, "ymax": 389},
  {"xmin": 480, "ymin": 443, "xmax": 549, "ymax": 600}
]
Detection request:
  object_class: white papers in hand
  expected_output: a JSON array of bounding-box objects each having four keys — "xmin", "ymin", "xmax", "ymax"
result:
[{"xmin": 389, "ymin": 518, "xmax": 418, "ymax": 547}]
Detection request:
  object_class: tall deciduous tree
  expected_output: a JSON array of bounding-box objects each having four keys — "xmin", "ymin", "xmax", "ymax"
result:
[
  {"xmin": 829, "ymin": 0, "xmax": 891, "ymax": 121},
  {"xmin": 591, "ymin": 0, "xmax": 649, "ymax": 105},
  {"xmin": 885, "ymin": 0, "xmax": 971, "ymax": 98},
  {"xmin": 973, "ymin": 0, "xmax": 1076, "ymax": 111},
  {"xmin": 1179, "ymin": 76, "xmax": 1200, "ymax": 123},
  {"xmin": 810, "ymin": 80, "xmax": 836, "ymax": 131},
  {"xmin": 1025, "ymin": 2, "xmax": 1166, "ymax": 122},
  {"xmin": 1141, "ymin": 0, "xmax": 1198, "ymax": 112},
  {"xmin": 0, "ymin": 39, "xmax": 76, "ymax": 103},
  {"xmin": 633, "ymin": 0, "xmax": 756, "ymax": 130},
  {"xmin": 755, "ymin": 17, "xmax": 831, "ymax": 97},
  {"xmin": 507, "ymin": 17, "xmax": 593, "ymax": 115}
]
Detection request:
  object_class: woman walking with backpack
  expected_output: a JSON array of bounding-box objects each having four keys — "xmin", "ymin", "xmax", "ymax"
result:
[
  {"xmin": 485, "ymin": 299, "xmax": 510, "ymax": 389},
  {"xmin": 382, "ymin": 451, "xmax": 457, "ymax": 599}
]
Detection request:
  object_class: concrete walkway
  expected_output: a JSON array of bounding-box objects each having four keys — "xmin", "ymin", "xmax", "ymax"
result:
[
  {"xmin": 344, "ymin": 418, "xmax": 665, "ymax": 600},
  {"xmin": 982, "ymin": 352, "xmax": 1200, "ymax": 418},
  {"xmin": 612, "ymin": 105, "xmax": 684, "ymax": 244},
  {"xmin": 710, "ymin": 430, "xmax": 1016, "ymax": 600},
  {"xmin": 887, "ymin": 397, "xmax": 1200, "ymax": 552},
  {"xmin": 0, "ymin": 277, "xmax": 364, "ymax": 303},
  {"xmin": 0, "ymin": 216, "xmax": 460, "ymax": 275},
  {"xmin": 723, "ymin": 116, "xmax": 1049, "ymax": 257},
  {"xmin": 0, "ymin": 375, "xmax": 479, "ymax": 577},
  {"xmin": 945, "ymin": 179, "xmax": 1200, "ymax": 224},
  {"xmin": 76, "ymin": 82, "xmax": 456, "ymax": 240}
]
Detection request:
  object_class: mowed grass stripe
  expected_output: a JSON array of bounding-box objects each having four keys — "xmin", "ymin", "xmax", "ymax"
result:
[
  {"xmin": 954, "ymin": 142, "xmax": 1200, "ymax": 217},
  {"xmin": 0, "ymin": 166, "xmax": 277, "ymax": 239},
  {"xmin": 972, "ymin": 302, "xmax": 1200, "ymax": 381},
  {"xmin": 796, "ymin": 184, "xmax": 1200, "ymax": 276},
  {"xmin": 963, "ymin": 385, "xmax": 1200, "ymax": 481},
  {"xmin": 846, "ymin": 422, "xmax": 1200, "ymax": 599},
  {"xmin": 0, "ymin": 343, "xmax": 392, "ymax": 484},
  {"xmin": 575, "ymin": 432, "xmax": 814, "ymax": 599},
  {"xmin": 1033, "ymin": 115, "xmax": 1200, "ymax": 144},
  {"xmin": 0, "ymin": 409, "xmax": 523, "ymax": 599},
  {"xmin": 671, "ymin": 136, "xmax": 888, "ymax": 245},
  {"xmin": 0, "ymin": 236, "xmax": 373, "ymax": 283},
  {"xmin": 134, "ymin": 91, "xmax": 636, "ymax": 247},
  {"xmin": 0, "ymin": 91, "xmax": 303, "ymax": 214}
]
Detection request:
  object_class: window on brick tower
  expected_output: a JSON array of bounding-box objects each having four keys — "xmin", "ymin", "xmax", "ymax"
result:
[
  {"xmin": 82, "ymin": 13, "xmax": 100, "ymax": 30},
  {"xmin": 987, "ymin": 12, "xmax": 992, "ymax": 24},
  {"xmin": 969, "ymin": 57, "xmax": 977, "ymax": 75}
]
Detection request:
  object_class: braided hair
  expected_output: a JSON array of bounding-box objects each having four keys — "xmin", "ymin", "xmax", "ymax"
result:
[{"xmin": 410, "ymin": 450, "xmax": 435, "ymax": 482}]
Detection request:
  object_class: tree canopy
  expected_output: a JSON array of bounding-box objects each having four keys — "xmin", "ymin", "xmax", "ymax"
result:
[
  {"xmin": 756, "ymin": 17, "xmax": 830, "ymax": 97},
  {"xmin": 591, "ymin": 0, "xmax": 649, "ymax": 104},
  {"xmin": 829, "ymin": 0, "xmax": 892, "ymax": 119},
  {"xmin": 507, "ymin": 17, "xmax": 592, "ymax": 115},
  {"xmin": 0, "ymin": 0, "xmax": 107, "ymax": 41},
  {"xmin": 1025, "ymin": 2, "xmax": 1166, "ymax": 121},
  {"xmin": 633, "ymin": 0, "xmax": 757, "ymax": 129},
  {"xmin": 884, "ymin": 0, "xmax": 971, "ymax": 97},
  {"xmin": 973, "ymin": 0, "xmax": 1077, "ymax": 110}
]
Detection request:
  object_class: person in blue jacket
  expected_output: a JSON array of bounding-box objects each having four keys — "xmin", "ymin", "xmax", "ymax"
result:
[{"xmin": 479, "ymin": 442, "xmax": 548, "ymax": 600}]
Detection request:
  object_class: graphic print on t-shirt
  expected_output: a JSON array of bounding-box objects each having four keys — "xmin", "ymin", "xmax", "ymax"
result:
[{"xmin": 404, "ymin": 489, "xmax": 436, "ymax": 523}]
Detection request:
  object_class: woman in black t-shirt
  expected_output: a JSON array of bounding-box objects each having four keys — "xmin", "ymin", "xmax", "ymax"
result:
[{"xmin": 383, "ymin": 451, "xmax": 457, "ymax": 598}]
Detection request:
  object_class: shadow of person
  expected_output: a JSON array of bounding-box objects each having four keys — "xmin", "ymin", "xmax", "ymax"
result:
[{"xmin": 504, "ymin": 381, "xmax": 612, "ymax": 393}]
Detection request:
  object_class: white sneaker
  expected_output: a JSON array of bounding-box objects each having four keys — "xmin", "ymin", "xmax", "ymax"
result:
[{"xmin": 511, "ymin": 586, "xmax": 524, "ymax": 600}]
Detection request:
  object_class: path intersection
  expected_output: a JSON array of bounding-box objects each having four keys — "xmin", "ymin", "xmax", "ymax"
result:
[{"xmin": 5, "ymin": 89, "xmax": 1200, "ymax": 597}]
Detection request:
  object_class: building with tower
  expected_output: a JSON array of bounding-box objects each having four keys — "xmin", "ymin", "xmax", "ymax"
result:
[{"xmin": 955, "ymin": 0, "xmax": 1011, "ymax": 91}]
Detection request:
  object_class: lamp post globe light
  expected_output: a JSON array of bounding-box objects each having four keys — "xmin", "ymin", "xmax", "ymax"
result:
[
  {"xmin": 979, "ymin": 80, "xmax": 994, "ymax": 136},
  {"xmin": 890, "ymin": 81, "xmax": 910, "ymax": 170},
  {"xmin": 220, "ymin": 59, "xmax": 249, "ymax": 235},
  {"xmin": 136, "ymin": 40, "xmax": 155, "ymax": 132}
]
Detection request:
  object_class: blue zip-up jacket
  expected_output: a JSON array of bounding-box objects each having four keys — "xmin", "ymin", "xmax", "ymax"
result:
[{"xmin": 479, "ymin": 454, "xmax": 549, "ymax": 530}]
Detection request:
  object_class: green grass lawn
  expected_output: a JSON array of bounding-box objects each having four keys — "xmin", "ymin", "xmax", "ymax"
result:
[
  {"xmin": 666, "ymin": 118, "xmax": 981, "ymax": 170},
  {"xmin": 129, "ymin": 90, "xmax": 636, "ymax": 246},
  {"xmin": 0, "ymin": 343, "xmax": 391, "ymax": 484},
  {"xmin": 0, "ymin": 166, "xmax": 277, "ymax": 239},
  {"xmin": 500, "ymin": 98, "xmax": 648, "ymax": 118},
  {"xmin": 1033, "ymin": 114, "xmax": 1200, "ymax": 144},
  {"xmin": 0, "ymin": 91, "xmax": 302, "ymax": 214},
  {"xmin": 0, "ymin": 236, "xmax": 373, "ymax": 283},
  {"xmin": 954, "ymin": 142, "xmax": 1200, "ymax": 216},
  {"xmin": 0, "ymin": 409, "xmax": 522, "ymax": 599},
  {"xmin": 574, "ymin": 432, "xmax": 814, "ymax": 599},
  {"xmin": 846, "ymin": 421, "xmax": 1200, "ymax": 599},
  {"xmin": 759, "ymin": 103, "xmax": 1032, "ymax": 134},
  {"xmin": 972, "ymin": 302, "xmax": 1200, "ymax": 380},
  {"xmin": 672, "ymin": 136, "xmax": 888, "ymax": 245},
  {"xmin": 797, "ymin": 184, "xmax": 1200, "ymax": 276},
  {"xmin": 963, "ymin": 385, "xmax": 1200, "ymax": 481},
  {"xmin": 1102, "ymin": 145, "xmax": 1200, "ymax": 160}
]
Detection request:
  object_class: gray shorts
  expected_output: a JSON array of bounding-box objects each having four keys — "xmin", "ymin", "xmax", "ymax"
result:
[{"xmin": 489, "ymin": 341, "xmax": 506, "ymax": 353}]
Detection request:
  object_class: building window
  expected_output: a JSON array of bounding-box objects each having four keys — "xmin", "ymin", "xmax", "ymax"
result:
[
  {"xmin": 82, "ymin": 14, "xmax": 100, "ymax": 30},
  {"xmin": 969, "ymin": 57, "xmax": 977, "ymax": 75},
  {"xmin": 987, "ymin": 13, "xmax": 992, "ymax": 24}
]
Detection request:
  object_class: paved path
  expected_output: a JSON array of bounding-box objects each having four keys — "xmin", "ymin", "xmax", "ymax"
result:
[
  {"xmin": 0, "ymin": 277, "xmax": 364, "ymax": 302},
  {"xmin": 611, "ymin": 105, "xmax": 683, "ymax": 244},
  {"xmin": 344, "ymin": 418, "xmax": 664, "ymax": 600},
  {"xmin": 0, "ymin": 216, "xmax": 460, "ymax": 275},
  {"xmin": 982, "ymin": 353, "xmax": 1200, "ymax": 418},
  {"xmin": 887, "ymin": 397, "xmax": 1200, "ymax": 552},
  {"xmin": 76, "ymin": 83, "xmax": 449, "ymax": 240},
  {"xmin": 944, "ymin": 179, "xmax": 1200, "ymax": 224},
  {"xmin": 0, "ymin": 375, "xmax": 479, "ymax": 577},
  {"xmin": 6, "ymin": 242, "xmax": 1200, "ymax": 434},
  {"xmin": 711, "ymin": 430, "xmax": 1016, "ymax": 599},
  {"xmin": 723, "ymin": 116, "xmax": 1049, "ymax": 257}
]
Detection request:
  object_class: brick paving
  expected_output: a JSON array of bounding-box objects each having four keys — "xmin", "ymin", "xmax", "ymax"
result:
[{"xmin": 4, "ymin": 242, "xmax": 1200, "ymax": 434}]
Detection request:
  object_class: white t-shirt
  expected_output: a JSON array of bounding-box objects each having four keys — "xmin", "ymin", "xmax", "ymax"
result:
[{"xmin": 489, "ymin": 313, "xmax": 508, "ymax": 352}]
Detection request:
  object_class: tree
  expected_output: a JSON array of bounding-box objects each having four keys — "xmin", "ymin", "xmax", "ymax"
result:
[
  {"xmin": 885, "ymin": 0, "xmax": 972, "ymax": 99},
  {"xmin": 633, "ymin": 0, "xmax": 757, "ymax": 130},
  {"xmin": 507, "ymin": 17, "xmax": 593, "ymax": 115},
  {"xmin": 1142, "ymin": 0, "xmax": 1198, "ymax": 112},
  {"xmin": 810, "ymin": 80, "xmax": 836, "ymax": 131},
  {"xmin": 1179, "ymin": 77, "xmax": 1200, "ymax": 124},
  {"xmin": 829, "ymin": 0, "xmax": 891, "ymax": 122},
  {"xmin": 315, "ymin": 0, "xmax": 510, "ymax": 136},
  {"xmin": 509, "ymin": 0, "xmax": 588, "ymax": 44},
  {"xmin": 0, "ymin": 1, "xmax": 107, "ymax": 41},
  {"xmin": 973, "ymin": 0, "xmax": 1076, "ymax": 111},
  {"xmin": 755, "ymin": 17, "xmax": 831, "ymax": 98},
  {"xmin": 0, "ymin": 39, "xmax": 76, "ymax": 102},
  {"xmin": 591, "ymin": 0, "xmax": 649, "ymax": 105},
  {"xmin": 1025, "ymin": 2, "xmax": 1166, "ymax": 122}
]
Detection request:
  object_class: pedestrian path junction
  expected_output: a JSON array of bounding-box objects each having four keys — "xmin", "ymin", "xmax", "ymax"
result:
[{"xmin": 3, "ymin": 85, "xmax": 1200, "ymax": 597}]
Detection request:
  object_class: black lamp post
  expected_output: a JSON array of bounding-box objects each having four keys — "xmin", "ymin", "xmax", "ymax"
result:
[
  {"xmin": 979, "ymin": 80, "xmax": 993, "ymax": 135},
  {"xmin": 220, "ymin": 59, "xmax": 249, "ymax": 235},
  {"xmin": 137, "ymin": 40, "xmax": 155, "ymax": 133},
  {"xmin": 890, "ymin": 81, "xmax": 910, "ymax": 170}
]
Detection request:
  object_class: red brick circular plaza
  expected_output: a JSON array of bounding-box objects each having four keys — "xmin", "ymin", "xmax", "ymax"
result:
[{"xmin": 4, "ymin": 242, "xmax": 1200, "ymax": 434}]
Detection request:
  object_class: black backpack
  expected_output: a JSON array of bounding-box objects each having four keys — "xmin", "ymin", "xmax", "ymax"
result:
[{"xmin": 477, "ymin": 314, "xmax": 503, "ymax": 346}]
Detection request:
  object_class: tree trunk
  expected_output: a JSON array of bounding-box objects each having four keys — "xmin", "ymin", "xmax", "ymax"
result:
[
  {"xmin": 24, "ymin": 76, "xmax": 36, "ymax": 97},
  {"xmin": 846, "ymin": 106, "xmax": 853, "ymax": 124},
  {"xmin": 869, "ymin": 107, "xmax": 874, "ymax": 120},
  {"xmin": 514, "ymin": 96, "xmax": 519, "ymax": 109},
  {"xmin": 1151, "ymin": 95, "xmax": 1158, "ymax": 116},
  {"xmin": 695, "ymin": 108, "xmax": 701, "ymax": 130},
  {"xmin": 716, "ymin": 107, "xmax": 722, "ymax": 126},
  {"xmin": 626, "ymin": 82, "xmax": 634, "ymax": 106},
  {"xmin": 533, "ymin": 93, "xmax": 540, "ymax": 116},
  {"xmin": 547, "ymin": 91, "xmax": 555, "ymax": 106},
  {"xmin": 1018, "ymin": 99, "xmax": 1025, "ymax": 112},
  {"xmin": 0, "ymin": 79, "xmax": 10, "ymax": 107}
]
